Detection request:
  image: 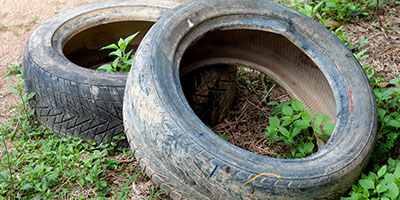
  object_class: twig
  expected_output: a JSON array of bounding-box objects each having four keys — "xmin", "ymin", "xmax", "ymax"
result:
[{"xmin": 376, "ymin": 0, "xmax": 389, "ymax": 39}]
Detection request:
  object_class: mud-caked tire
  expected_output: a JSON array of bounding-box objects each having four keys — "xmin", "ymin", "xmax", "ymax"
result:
[{"xmin": 123, "ymin": 0, "xmax": 377, "ymax": 199}]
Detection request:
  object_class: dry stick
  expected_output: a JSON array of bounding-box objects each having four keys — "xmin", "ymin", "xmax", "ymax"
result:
[{"xmin": 376, "ymin": 0, "xmax": 389, "ymax": 39}]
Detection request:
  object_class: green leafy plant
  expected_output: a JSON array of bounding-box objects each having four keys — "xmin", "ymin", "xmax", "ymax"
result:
[
  {"xmin": 0, "ymin": 64, "xmax": 156, "ymax": 199},
  {"xmin": 342, "ymin": 158, "xmax": 400, "ymax": 200},
  {"xmin": 320, "ymin": 0, "xmax": 373, "ymax": 21},
  {"xmin": 97, "ymin": 32, "xmax": 139, "ymax": 72},
  {"xmin": 332, "ymin": 25, "xmax": 353, "ymax": 49},
  {"xmin": 293, "ymin": 0, "xmax": 325, "ymax": 18},
  {"xmin": 365, "ymin": 67, "xmax": 400, "ymax": 166},
  {"xmin": 264, "ymin": 99, "xmax": 335, "ymax": 158},
  {"xmin": 142, "ymin": 186, "xmax": 166, "ymax": 200}
]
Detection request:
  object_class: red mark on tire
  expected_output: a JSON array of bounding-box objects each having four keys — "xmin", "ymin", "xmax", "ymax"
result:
[{"xmin": 348, "ymin": 89, "xmax": 353, "ymax": 113}]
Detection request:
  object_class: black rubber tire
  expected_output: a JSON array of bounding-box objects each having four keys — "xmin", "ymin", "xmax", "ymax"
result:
[
  {"xmin": 123, "ymin": 0, "xmax": 377, "ymax": 199},
  {"xmin": 181, "ymin": 65, "xmax": 237, "ymax": 127},
  {"xmin": 23, "ymin": 0, "xmax": 180, "ymax": 146}
]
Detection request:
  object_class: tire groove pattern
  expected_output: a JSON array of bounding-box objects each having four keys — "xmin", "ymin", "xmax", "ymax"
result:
[{"xmin": 24, "ymin": 54, "xmax": 127, "ymax": 146}]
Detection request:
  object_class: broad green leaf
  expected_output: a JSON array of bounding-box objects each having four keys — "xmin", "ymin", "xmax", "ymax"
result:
[
  {"xmin": 386, "ymin": 182, "xmax": 399, "ymax": 199},
  {"xmin": 291, "ymin": 127, "xmax": 301, "ymax": 138},
  {"xmin": 288, "ymin": 137, "xmax": 295, "ymax": 144},
  {"xmin": 382, "ymin": 89, "xmax": 394, "ymax": 99},
  {"xmin": 376, "ymin": 181, "xmax": 388, "ymax": 193},
  {"xmin": 377, "ymin": 108, "xmax": 386, "ymax": 119},
  {"xmin": 384, "ymin": 173, "xmax": 395, "ymax": 184},
  {"xmin": 387, "ymin": 120, "xmax": 400, "ymax": 128},
  {"xmin": 278, "ymin": 127, "xmax": 290, "ymax": 138},
  {"xmin": 282, "ymin": 105, "xmax": 293, "ymax": 117},
  {"xmin": 294, "ymin": 120, "xmax": 310, "ymax": 129},
  {"xmin": 109, "ymin": 49, "xmax": 122, "ymax": 57},
  {"xmin": 394, "ymin": 166, "xmax": 400, "ymax": 178},
  {"xmin": 99, "ymin": 180, "xmax": 107, "ymax": 188},
  {"xmin": 281, "ymin": 116, "xmax": 291, "ymax": 121},
  {"xmin": 322, "ymin": 123, "xmax": 335, "ymax": 134},
  {"xmin": 359, "ymin": 179, "xmax": 375, "ymax": 190},
  {"xmin": 302, "ymin": 111, "xmax": 312, "ymax": 122},
  {"xmin": 304, "ymin": 142, "xmax": 314, "ymax": 154},
  {"xmin": 27, "ymin": 92, "xmax": 35, "ymax": 100},
  {"xmin": 378, "ymin": 165, "xmax": 387, "ymax": 177},
  {"xmin": 269, "ymin": 116, "xmax": 280, "ymax": 129},
  {"xmin": 318, "ymin": 133, "xmax": 331, "ymax": 141},
  {"xmin": 313, "ymin": 126, "xmax": 321, "ymax": 133},
  {"xmin": 362, "ymin": 188, "xmax": 370, "ymax": 198},
  {"xmin": 325, "ymin": 2, "xmax": 337, "ymax": 8},
  {"xmin": 291, "ymin": 99, "xmax": 304, "ymax": 112},
  {"xmin": 281, "ymin": 119, "xmax": 292, "ymax": 127},
  {"xmin": 314, "ymin": 113, "xmax": 331, "ymax": 127},
  {"xmin": 388, "ymin": 158, "xmax": 396, "ymax": 167},
  {"xmin": 292, "ymin": 113, "xmax": 301, "ymax": 120},
  {"xmin": 267, "ymin": 101, "xmax": 279, "ymax": 106},
  {"xmin": 97, "ymin": 64, "xmax": 113, "ymax": 72},
  {"xmin": 297, "ymin": 143, "xmax": 305, "ymax": 154},
  {"xmin": 112, "ymin": 58, "xmax": 119, "ymax": 69},
  {"xmin": 389, "ymin": 77, "xmax": 400, "ymax": 85},
  {"xmin": 125, "ymin": 31, "xmax": 140, "ymax": 46},
  {"xmin": 368, "ymin": 172, "xmax": 378, "ymax": 180},
  {"xmin": 118, "ymin": 38, "xmax": 125, "ymax": 50},
  {"xmin": 100, "ymin": 43, "xmax": 118, "ymax": 50}
]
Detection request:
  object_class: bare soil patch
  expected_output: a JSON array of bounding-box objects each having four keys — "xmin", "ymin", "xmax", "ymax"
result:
[{"xmin": 0, "ymin": 0, "xmax": 101, "ymax": 123}]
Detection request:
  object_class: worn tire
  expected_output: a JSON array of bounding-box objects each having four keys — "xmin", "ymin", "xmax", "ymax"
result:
[
  {"xmin": 181, "ymin": 65, "xmax": 237, "ymax": 126},
  {"xmin": 123, "ymin": 0, "xmax": 377, "ymax": 199},
  {"xmin": 23, "ymin": 0, "xmax": 180, "ymax": 146}
]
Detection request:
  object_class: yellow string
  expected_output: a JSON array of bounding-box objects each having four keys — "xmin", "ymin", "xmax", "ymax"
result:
[{"xmin": 242, "ymin": 173, "xmax": 281, "ymax": 186}]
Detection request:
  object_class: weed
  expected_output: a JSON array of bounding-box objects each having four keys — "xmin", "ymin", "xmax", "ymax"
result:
[
  {"xmin": 355, "ymin": 47, "xmax": 370, "ymax": 61},
  {"xmin": 142, "ymin": 186, "xmax": 165, "ymax": 200},
  {"xmin": 342, "ymin": 158, "xmax": 400, "ymax": 200},
  {"xmin": 0, "ymin": 66, "xmax": 152, "ymax": 199},
  {"xmin": 0, "ymin": 23, "xmax": 6, "ymax": 31},
  {"xmin": 293, "ymin": 0, "xmax": 325, "ymax": 19},
  {"xmin": 320, "ymin": 0, "xmax": 373, "ymax": 21},
  {"xmin": 6, "ymin": 62, "xmax": 22, "ymax": 76},
  {"xmin": 264, "ymin": 99, "xmax": 335, "ymax": 158},
  {"xmin": 97, "ymin": 32, "xmax": 139, "ymax": 72},
  {"xmin": 365, "ymin": 67, "xmax": 400, "ymax": 167},
  {"xmin": 332, "ymin": 25, "xmax": 353, "ymax": 49}
]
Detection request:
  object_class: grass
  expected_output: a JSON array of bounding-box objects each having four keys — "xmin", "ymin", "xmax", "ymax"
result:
[
  {"xmin": 0, "ymin": 0, "xmax": 398, "ymax": 198},
  {"xmin": 0, "ymin": 69, "xmax": 167, "ymax": 199}
]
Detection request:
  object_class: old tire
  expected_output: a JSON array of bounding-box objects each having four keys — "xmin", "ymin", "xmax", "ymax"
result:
[
  {"xmin": 123, "ymin": 0, "xmax": 377, "ymax": 199},
  {"xmin": 181, "ymin": 65, "xmax": 237, "ymax": 127},
  {"xmin": 22, "ymin": 0, "xmax": 180, "ymax": 146}
]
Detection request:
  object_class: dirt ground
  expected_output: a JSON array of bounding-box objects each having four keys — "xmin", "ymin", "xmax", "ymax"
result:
[{"xmin": 0, "ymin": 0, "xmax": 102, "ymax": 123}]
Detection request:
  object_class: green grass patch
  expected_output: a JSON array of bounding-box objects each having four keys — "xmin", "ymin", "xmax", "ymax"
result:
[{"xmin": 0, "ymin": 67, "xmax": 167, "ymax": 199}]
